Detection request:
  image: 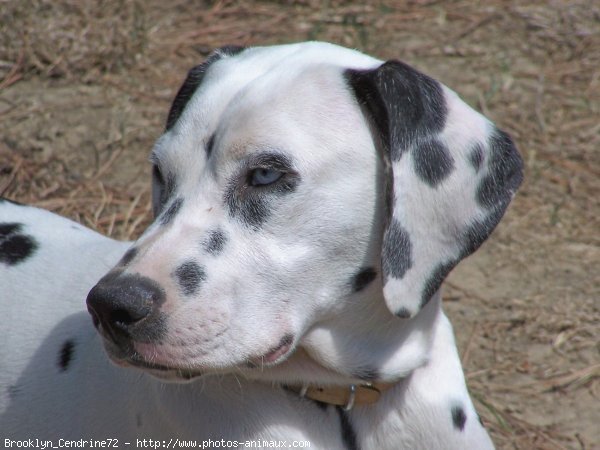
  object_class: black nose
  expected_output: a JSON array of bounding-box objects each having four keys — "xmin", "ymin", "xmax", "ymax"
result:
[{"xmin": 86, "ymin": 272, "xmax": 165, "ymax": 345}]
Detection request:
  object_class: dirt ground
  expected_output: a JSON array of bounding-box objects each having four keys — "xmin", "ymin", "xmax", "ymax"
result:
[{"xmin": 1, "ymin": 1, "xmax": 598, "ymax": 448}]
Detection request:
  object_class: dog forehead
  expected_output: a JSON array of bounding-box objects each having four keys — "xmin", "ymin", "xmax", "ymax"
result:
[
  {"xmin": 155, "ymin": 42, "xmax": 382, "ymax": 163},
  {"xmin": 168, "ymin": 42, "xmax": 381, "ymax": 130}
]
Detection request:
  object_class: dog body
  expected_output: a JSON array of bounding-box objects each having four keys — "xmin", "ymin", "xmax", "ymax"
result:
[{"xmin": 1, "ymin": 42, "xmax": 522, "ymax": 448}]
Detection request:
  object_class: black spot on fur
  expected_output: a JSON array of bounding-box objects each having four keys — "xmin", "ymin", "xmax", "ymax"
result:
[
  {"xmin": 159, "ymin": 197, "xmax": 183, "ymax": 226},
  {"xmin": 345, "ymin": 60, "xmax": 447, "ymax": 162},
  {"xmin": 173, "ymin": 260, "xmax": 206, "ymax": 296},
  {"xmin": 0, "ymin": 222, "xmax": 38, "ymax": 266},
  {"xmin": 204, "ymin": 229, "xmax": 227, "ymax": 255},
  {"xmin": 395, "ymin": 307, "xmax": 412, "ymax": 319},
  {"xmin": 206, "ymin": 134, "xmax": 216, "ymax": 158},
  {"xmin": 119, "ymin": 247, "xmax": 138, "ymax": 266},
  {"xmin": 461, "ymin": 207, "xmax": 505, "ymax": 258},
  {"xmin": 420, "ymin": 261, "xmax": 456, "ymax": 308},
  {"xmin": 224, "ymin": 153, "xmax": 299, "ymax": 229},
  {"xmin": 225, "ymin": 185, "xmax": 270, "ymax": 229},
  {"xmin": 336, "ymin": 407, "xmax": 359, "ymax": 450},
  {"xmin": 165, "ymin": 46, "xmax": 245, "ymax": 131},
  {"xmin": 451, "ymin": 405, "xmax": 467, "ymax": 431},
  {"xmin": 352, "ymin": 267, "xmax": 377, "ymax": 292},
  {"xmin": 0, "ymin": 223, "xmax": 20, "ymax": 236},
  {"xmin": 469, "ymin": 143, "xmax": 484, "ymax": 172},
  {"xmin": 58, "ymin": 340, "xmax": 75, "ymax": 372},
  {"xmin": 412, "ymin": 138, "xmax": 454, "ymax": 187},
  {"xmin": 382, "ymin": 219, "xmax": 412, "ymax": 280},
  {"xmin": 476, "ymin": 129, "xmax": 523, "ymax": 210}
]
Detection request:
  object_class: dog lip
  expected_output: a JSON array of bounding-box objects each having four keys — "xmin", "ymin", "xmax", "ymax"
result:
[
  {"xmin": 251, "ymin": 334, "xmax": 295, "ymax": 366},
  {"xmin": 113, "ymin": 356, "xmax": 204, "ymax": 381}
]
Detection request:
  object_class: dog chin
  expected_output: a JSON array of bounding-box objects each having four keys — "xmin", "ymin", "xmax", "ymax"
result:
[
  {"xmin": 144, "ymin": 368, "xmax": 204, "ymax": 384},
  {"xmin": 107, "ymin": 354, "xmax": 205, "ymax": 383}
]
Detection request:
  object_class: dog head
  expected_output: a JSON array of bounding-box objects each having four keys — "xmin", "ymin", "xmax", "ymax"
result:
[{"xmin": 86, "ymin": 42, "xmax": 522, "ymax": 382}]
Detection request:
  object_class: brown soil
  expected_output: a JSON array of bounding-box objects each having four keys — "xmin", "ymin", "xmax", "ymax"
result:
[{"xmin": 1, "ymin": 1, "xmax": 598, "ymax": 448}]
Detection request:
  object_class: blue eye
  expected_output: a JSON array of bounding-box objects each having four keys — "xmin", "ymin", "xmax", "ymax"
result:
[{"xmin": 249, "ymin": 168, "xmax": 284, "ymax": 186}]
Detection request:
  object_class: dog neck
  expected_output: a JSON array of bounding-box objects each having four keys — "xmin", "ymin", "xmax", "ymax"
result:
[{"xmin": 244, "ymin": 291, "xmax": 442, "ymax": 390}]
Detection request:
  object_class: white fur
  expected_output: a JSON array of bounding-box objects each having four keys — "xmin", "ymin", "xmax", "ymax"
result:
[{"xmin": 1, "ymin": 42, "xmax": 497, "ymax": 449}]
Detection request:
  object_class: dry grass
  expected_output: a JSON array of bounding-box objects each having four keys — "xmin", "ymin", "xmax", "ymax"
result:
[{"xmin": 1, "ymin": 1, "xmax": 598, "ymax": 448}]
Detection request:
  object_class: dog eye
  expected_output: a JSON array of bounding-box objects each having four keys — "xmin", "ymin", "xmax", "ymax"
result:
[{"xmin": 249, "ymin": 168, "xmax": 284, "ymax": 187}]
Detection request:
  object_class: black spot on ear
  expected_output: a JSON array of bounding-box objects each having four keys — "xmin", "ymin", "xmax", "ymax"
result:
[
  {"xmin": 382, "ymin": 219, "xmax": 412, "ymax": 280},
  {"xmin": 478, "ymin": 413, "xmax": 484, "ymax": 426},
  {"xmin": 469, "ymin": 143, "xmax": 484, "ymax": 172},
  {"xmin": 476, "ymin": 129, "xmax": 523, "ymax": 210},
  {"xmin": 204, "ymin": 229, "xmax": 227, "ymax": 255},
  {"xmin": 461, "ymin": 207, "xmax": 504, "ymax": 258},
  {"xmin": 345, "ymin": 60, "xmax": 447, "ymax": 162},
  {"xmin": 159, "ymin": 197, "xmax": 183, "ymax": 226},
  {"xmin": 395, "ymin": 307, "xmax": 412, "ymax": 319},
  {"xmin": 165, "ymin": 46, "xmax": 245, "ymax": 131},
  {"xmin": 206, "ymin": 134, "xmax": 216, "ymax": 158},
  {"xmin": 412, "ymin": 139, "xmax": 454, "ymax": 187},
  {"xmin": 58, "ymin": 340, "xmax": 75, "ymax": 372},
  {"xmin": 0, "ymin": 222, "xmax": 38, "ymax": 266},
  {"xmin": 336, "ymin": 407, "xmax": 359, "ymax": 450},
  {"xmin": 352, "ymin": 267, "xmax": 377, "ymax": 292},
  {"xmin": 173, "ymin": 260, "xmax": 206, "ymax": 296},
  {"xmin": 451, "ymin": 405, "xmax": 467, "ymax": 431},
  {"xmin": 420, "ymin": 261, "xmax": 456, "ymax": 308},
  {"xmin": 119, "ymin": 247, "xmax": 138, "ymax": 266}
]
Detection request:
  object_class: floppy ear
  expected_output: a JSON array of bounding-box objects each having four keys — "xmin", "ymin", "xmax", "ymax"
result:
[{"xmin": 346, "ymin": 61, "xmax": 523, "ymax": 318}]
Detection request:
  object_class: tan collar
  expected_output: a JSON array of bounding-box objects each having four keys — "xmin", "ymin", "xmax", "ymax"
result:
[{"xmin": 287, "ymin": 381, "xmax": 396, "ymax": 410}]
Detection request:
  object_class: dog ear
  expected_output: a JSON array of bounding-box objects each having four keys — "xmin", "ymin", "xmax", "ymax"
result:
[
  {"xmin": 165, "ymin": 45, "xmax": 245, "ymax": 131},
  {"xmin": 346, "ymin": 61, "xmax": 523, "ymax": 318}
]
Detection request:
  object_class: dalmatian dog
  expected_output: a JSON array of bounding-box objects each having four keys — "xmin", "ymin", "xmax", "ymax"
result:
[{"xmin": 0, "ymin": 42, "xmax": 522, "ymax": 449}]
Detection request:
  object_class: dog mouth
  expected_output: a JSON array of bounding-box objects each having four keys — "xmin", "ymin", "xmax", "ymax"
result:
[
  {"xmin": 247, "ymin": 334, "xmax": 295, "ymax": 368},
  {"xmin": 103, "ymin": 333, "xmax": 296, "ymax": 380}
]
